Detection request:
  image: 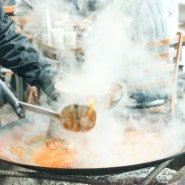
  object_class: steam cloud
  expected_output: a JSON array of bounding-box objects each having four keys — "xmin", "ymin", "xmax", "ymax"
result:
[{"xmin": 23, "ymin": 0, "xmax": 185, "ymax": 167}]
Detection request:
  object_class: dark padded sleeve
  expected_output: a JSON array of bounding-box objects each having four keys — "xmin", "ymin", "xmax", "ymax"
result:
[{"xmin": 0, "ymin": 2, "xmax": 51, "ymax": 86}]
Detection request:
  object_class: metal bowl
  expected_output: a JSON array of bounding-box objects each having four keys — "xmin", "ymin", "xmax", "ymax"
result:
[{"xmin": 54, "ymin": 82, "xmax": 123, "ymax": 111}]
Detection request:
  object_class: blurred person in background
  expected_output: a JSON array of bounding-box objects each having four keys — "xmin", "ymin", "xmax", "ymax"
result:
[
  {"xmin": 120, "ymin": 0, "xmax": 179, "ymax": 108},
  {"xmin": 129, "ymin": 0, "xmax": 177, "ymax": 39}
]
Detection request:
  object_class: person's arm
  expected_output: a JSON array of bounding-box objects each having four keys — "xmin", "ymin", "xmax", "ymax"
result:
[{"xmin": 0, "ymin": 3, "xmax": 59, "ymax": 100}]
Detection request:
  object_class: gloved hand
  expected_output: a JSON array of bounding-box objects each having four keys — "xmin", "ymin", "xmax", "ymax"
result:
[
  {"xmin": 0, "ymin": 79, "xmax": 25, "ymax": 118},
  {"xmin": 38, "ymin": 67, "xmax": 61, "ymax": 103}
]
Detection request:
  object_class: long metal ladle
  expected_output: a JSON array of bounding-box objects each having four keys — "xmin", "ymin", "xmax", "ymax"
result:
[
  {"xmin": 19, "ymin": 102, "xmax": 96, "ymax": 132},
  {"xmin": 0, "ymin": 79, "xmax": 96, "ymax": 132}
]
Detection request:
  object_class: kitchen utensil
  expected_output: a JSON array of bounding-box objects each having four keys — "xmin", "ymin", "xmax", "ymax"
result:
[
  {"xmin": 19, "ymin": 102, "xmax": 96, "ymax": 132},
  {"xmin": 0, "ymin": 79, "xmax": 96, "ymax": 132}
]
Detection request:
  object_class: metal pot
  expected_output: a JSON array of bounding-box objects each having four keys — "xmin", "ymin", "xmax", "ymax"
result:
[{"xmin": 54, "ymin": 82, "xmax": 123, "ymax": 111}]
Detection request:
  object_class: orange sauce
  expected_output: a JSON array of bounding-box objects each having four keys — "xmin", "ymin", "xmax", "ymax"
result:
[
  {"xmin": 31, "ymin": 137, "xmax": 76, "ymax": 168},
  {"xmin": 10, "ymin": 141, "xmax": 24, "ymax": 158}
]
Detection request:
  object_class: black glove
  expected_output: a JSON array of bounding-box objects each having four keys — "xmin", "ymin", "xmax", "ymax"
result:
[
  {"xmin": 38, "ymin": 67, "xmax": 61, "ymax": 102},
  {"xmin": 0, "ymin": 79, "xmax": 25, "ymax": 118}
]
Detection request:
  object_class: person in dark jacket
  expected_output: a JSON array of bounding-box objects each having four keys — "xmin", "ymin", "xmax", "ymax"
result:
[{"xmin": 0, "ymin": 0, "xmax": 58, "ymax": 113}]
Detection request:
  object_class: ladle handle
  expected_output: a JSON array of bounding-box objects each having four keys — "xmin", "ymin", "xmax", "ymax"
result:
[
  {"xmin": 0, "ymin": 79, "xmax": 24, "ymax": 118},
  {"xmin": 19, "ymin": 101, "xmax": 59, "ymax": 118}
]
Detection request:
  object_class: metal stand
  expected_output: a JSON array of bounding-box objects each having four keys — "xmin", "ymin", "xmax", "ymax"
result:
[{"xmin": 140, "ymin": 159, "xmax": 174, "ymax": 185}]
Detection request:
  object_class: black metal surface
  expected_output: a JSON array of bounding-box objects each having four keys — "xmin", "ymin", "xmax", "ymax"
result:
[
  {"xmin": 0, "ymin": 117, "xmax": 184, "ymax": 176},
  {"xmin": 0, "ymin": 150, "xmax": 180, "ymax": 176}
]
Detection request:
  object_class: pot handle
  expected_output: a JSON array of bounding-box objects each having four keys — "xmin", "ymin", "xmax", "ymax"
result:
[{"xmin": 0, "ymin": 79, "xmax": 25, "ymax": 118}]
